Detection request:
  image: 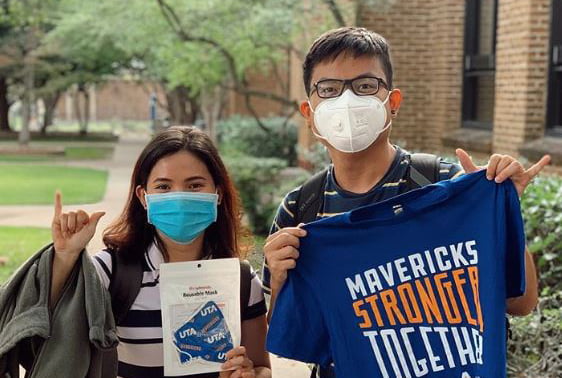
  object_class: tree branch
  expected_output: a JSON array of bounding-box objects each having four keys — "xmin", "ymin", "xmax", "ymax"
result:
[
  {"xmin": 156, "ymin": 0, "xmax": 239, "ymax": 85},
  {"xmin": 281, "ymin": 106, "xmax": 298, "ymax": 129},
  {"xmin": 244, "ymin": 91, "xmax": 270, "ymax": 134},
  {"xmin": 218, "ymin": 82, "xmax": 299, "ymax": 109},
  {"xmin": 322, "ymin": 0, "xmax": 347, "ymax": 27},
  {"xmin": 156, "ymin": 0, "xmax": 300, "ymax": 119}
]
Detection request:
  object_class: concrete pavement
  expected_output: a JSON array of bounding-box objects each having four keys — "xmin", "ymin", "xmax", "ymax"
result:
[{"xmin": 0, "ymin": 132, "xmax": 310, "ymax": 377}]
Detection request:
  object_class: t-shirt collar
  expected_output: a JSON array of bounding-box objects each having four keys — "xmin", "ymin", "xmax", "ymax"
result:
[
  {"xmin": 144, "ymin": 242, "xmax": 212, "ymax": 280},
  {"xmin": 329, "ymin": 145, "xmax": 405, "ymax": 196},
  {"xmin": 145, "ymin": 242, "xmax": 164, "ymax": 281}
]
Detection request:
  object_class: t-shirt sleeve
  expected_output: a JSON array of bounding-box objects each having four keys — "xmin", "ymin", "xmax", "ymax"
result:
[
  {"xmin": 90, "ymin": 249, "xmax": 113, "ymax": 290},
  {"xmin": 261, "ymin": 188, "xmax": 300, "ymax": 295},
  {"xmin": 242, "ymin": 266, "xmax": 267, "ymax": 321},
  {"xmin": 266, "ymin": 271, "xmax": 332, "ymax": 366},
  {"xmin": 503, "ymin": 181, "xmax": 526, "ymax": 298}
]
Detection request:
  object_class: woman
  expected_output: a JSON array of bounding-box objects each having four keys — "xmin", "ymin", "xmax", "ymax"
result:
[{"xmin": 51, "ymin": 126, "xmax": 271, "ymax": 378}]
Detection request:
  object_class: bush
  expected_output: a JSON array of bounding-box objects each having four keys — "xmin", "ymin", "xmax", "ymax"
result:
[
  {"xmin": 520, "ymin": 175, "xmax": 562, "ymax": 292},
  {"xmin": 507, "ymin": 293, "xmax": 562, "ymax": 377},
  {"xmin": 217, "ymin": 115, "xmax": 298, "ymax": 166},
  {"xmin": 224, "ymin": 154, "xmax": 287, "ymax": 235},
  {"xmin": 507, "ymin": 174, "xmax": 562, "ymax": 377},
  {"xmin": 296, "ymin": 142, "xmax": 331, "ymax": 172}
]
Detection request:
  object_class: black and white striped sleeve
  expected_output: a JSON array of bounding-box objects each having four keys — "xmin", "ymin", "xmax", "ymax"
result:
[
  {"xmin": 90, "ymin": 249, "xmax": 113, "ymax": 290},
  {"xmin": 242, "ymin": 266, "xmax": 267, "ymax": 321}
]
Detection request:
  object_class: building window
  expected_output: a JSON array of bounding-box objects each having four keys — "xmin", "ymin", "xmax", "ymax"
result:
[
  {"xmin": 547, "ymin": 0, "xmax": 562, "ymax": 136},
  {"xmin": 462, "ymin": 0, "xmax": 498, "ymax": 130}
]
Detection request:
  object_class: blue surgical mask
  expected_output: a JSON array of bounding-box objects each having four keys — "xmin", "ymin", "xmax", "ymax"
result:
[{"xmin": 145, "ymin": 191, "xmax": 218, "ymax": 245}]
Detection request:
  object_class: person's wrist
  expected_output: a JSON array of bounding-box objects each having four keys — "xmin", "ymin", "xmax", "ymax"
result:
[
  {"xmin": 270, "ymin": 277, "xmax": 285, "ymax": 293},
  {"xmin": 54, "ymin": 248, "xmax": 82, "ymax": 263}
]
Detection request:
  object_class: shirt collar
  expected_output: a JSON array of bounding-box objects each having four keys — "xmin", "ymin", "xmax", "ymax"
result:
[
  {"xmin": 145, "ymin": 242, "xmax": 164, "ymax": 280},
  {"xmin": 144, "ymin": 242, "xmax": 213, "ymax": 279}
]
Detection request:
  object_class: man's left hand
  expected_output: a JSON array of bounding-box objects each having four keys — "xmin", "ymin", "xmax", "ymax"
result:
[{"xmin": 456, "ymin": 148, "xmax": 551, "ymax": 197}]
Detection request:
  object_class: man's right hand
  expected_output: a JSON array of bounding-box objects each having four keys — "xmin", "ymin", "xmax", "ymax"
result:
[
  {"xmin": 51, "ymin": 191, "xmax": 105, "ymax": 258},
  {"xmin": 263, "ymin": 226, "xmax": 307, "ymax": 293}
]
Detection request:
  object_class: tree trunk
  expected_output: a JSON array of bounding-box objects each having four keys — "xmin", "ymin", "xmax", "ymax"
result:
[
  {"xmin": 74, "ymin": 85, "xmax": 90, "ymax": 136},
  {"xmin": 40, "ymin": 91, "xmax": 61, "ymax": 134},
  {"xmin": 73, "ymin": 87, "xmax": 82, "ymax": 134},
  {"xmin": 0, "ymin": 76, "xmax": 11, "ymax": 132},
  {"xmin": 165, "ymin": 85, "xmax": 198, "ymax": 125},
  {"xmin": 19, "ymin": 60, "xmax": 33, "ymax": 146},
  {"xmin": 201, "ymin": 86, "xmax": 226, "ymax": 143},
  {"xmin": 81, "ymin": 88, "xmax": 90, "ymax": 135}
]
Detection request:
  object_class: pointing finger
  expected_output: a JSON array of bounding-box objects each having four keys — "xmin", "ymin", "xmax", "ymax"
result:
[
  {"xmin": 54, "ymin": 191, "xmax": 62, "ymax": 218},
  {"xmin": 455, "ymin": 148, "xmax": 478, "ymax": 173},
  {"xmin": 525, "ymin": 154, "xmax": 551, "ymax": 179}
]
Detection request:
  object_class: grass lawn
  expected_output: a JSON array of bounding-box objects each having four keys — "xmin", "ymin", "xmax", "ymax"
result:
[
  {"xmin": 0, "ymin": 146, "xmax": 114, "ymax": 162},
  {"xmin": 0, "ymin": 165, "xmax": 108, "ymax": 205},
  {"xmin": 0, "ymin": 226, "xmax": 52, "ymax": 284}
]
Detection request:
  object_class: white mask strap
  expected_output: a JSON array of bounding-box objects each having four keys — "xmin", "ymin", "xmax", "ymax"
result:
[{"xmin": 307, "ymin": 100, "xmax": 332, "ymax": 144}]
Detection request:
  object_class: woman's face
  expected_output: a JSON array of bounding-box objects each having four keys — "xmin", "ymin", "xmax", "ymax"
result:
[{"xmin": 137, "ymin": 150, "xmax": 219, "ymax": 202}]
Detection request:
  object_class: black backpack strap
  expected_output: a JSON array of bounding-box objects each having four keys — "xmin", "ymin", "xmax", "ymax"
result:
[
  {"xmin": 295, "ymin": 168, "xmax": 329, "ymax": 224},
  {"xmin": 102, "ymin": 249, "xmax": 143, "ymax": 378},
  {"xmin": 108, "ymin": 249, "xmax": 144, "ymax": 326},
  {"xmin": 239, "ymin": 259, "xmax": 252, "ymax": 320},
  {"xmin": 407, "ymin": 153, "xmax": 442, "ymax": 189}
]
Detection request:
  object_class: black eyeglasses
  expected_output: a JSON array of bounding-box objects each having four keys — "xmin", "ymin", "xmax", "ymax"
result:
[{"xmin": 311, "ymin": 76, "xmax": 389, "ymax": 99}]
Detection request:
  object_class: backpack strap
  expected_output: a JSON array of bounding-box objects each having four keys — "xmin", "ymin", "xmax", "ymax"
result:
[
  {"xmin": 102, "ymin": 249, "xmax": 143, "ymax": 378},
  {"xmin": 108, "ymin": 249, "xmax": 144, "ymax": 326},
  {"xmin": 407, "ymin": 153, "xmax": 442, "ymax": 189},
  {"xmin": 239, "ymin": 259, "xmax": 252, "ymax": 320},
  {"xmin": 294, "ymin": 168, "xmax": 329, "ymax": 225}
]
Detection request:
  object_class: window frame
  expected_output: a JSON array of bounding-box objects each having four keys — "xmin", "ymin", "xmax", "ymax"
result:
[
  {"xmin": 461, "ymin": 0, "xmax": 499, "ymax": 130},
  {"xmin": 546, "ymin": 0, "xmax": 562, "ymax": 137}
]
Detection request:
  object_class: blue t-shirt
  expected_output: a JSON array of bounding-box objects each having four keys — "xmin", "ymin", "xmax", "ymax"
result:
[{"xmin": 267, "ymin": 171, "xmax": 526, "ymax": 378}]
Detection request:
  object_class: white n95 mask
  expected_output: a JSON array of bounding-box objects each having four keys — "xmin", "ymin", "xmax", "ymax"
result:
[{"xmin": 310, "ymin": 89, "xmax": 392, "ymax": 153}]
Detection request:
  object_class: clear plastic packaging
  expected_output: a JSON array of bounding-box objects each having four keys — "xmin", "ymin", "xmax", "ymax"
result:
[{"xmin": 160, "ymin": 258, "xmax": 241, "ymax": 376}]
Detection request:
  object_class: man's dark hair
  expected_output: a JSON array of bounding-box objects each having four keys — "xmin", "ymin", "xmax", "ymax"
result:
[{"xmin": 303, "ymin": 27, "xmax": 394, "ymax": 96}]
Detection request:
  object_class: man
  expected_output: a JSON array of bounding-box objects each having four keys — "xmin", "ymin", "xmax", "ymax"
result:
[{"xmin": 262, "ymin": 27, "xmax": 550, "ymax": 377}]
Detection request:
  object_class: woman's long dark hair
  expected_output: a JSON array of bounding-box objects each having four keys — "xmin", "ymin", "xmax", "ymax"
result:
[{"xmin": 103, "ymin": 126, "xmax": 246, "ymax": 261}]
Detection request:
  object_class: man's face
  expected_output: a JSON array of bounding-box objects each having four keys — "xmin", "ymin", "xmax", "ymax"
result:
[{"xmin": 301, "ymin": 54, "xmax": 401, "ymax": 148}]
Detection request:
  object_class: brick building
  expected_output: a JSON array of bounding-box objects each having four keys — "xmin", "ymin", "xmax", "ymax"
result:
[
  {"xmin": 231, "ymin": 0, "xmax": 561, "ymax": 168},
  {"xmin": 55, "ymin": 79, "xmax": 166, "ymax": 122},
  {"xmin": 359, "ymin": 0, "xmax": 561, "ymax": 166}
]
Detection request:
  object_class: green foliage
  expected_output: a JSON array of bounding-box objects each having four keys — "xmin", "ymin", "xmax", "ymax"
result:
[
  {"xmin": 48, "ymin": 0, "xmax": 309, "ymax": 96},
  {"xmin": 217, "ymin": 115, "xmax": 298, "ymax": 165},
  {"xmin": 504, "ymin": 174, "xmax": 562, "ymax": 376},
  {"xmin": 0, "ymin": 164, "xmax": 108, "ymax": 205},
  {"xmin": 507, "ymin": 292, "xmax": 562, "ymax": 377},
  {"xmin": 0, "ymin": 226, "xmax": 52, "ymax": 284},
  {"xmin": 223, "ymin": 154, "xmax": 287, "ymax": 235},
  {"xmin": 297, "ymin": 142, "xmax": 331, "ymax": 172},
  {"xmin": 520, "ymin": 175, "xmax": 562, "ymax": 292}
]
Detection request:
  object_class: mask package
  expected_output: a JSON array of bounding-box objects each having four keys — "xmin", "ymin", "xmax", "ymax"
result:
[{"xmin": 160, "ymin": 258, "xmax": 241, "ymax": 376}]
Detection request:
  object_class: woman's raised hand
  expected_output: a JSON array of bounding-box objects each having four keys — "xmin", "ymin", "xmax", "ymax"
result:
[{"xmin": 51, "ymin": 191, "xmax": 105, "ymax": 256}]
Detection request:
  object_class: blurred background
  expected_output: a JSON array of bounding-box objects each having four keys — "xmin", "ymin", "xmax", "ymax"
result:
[{"xmin": 0, "ymin": 0, "xmax": 560, "ymax": 376}]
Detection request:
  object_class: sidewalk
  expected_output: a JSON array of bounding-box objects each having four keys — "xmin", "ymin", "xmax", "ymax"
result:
[{"xmin": 0, "ymin": 133, "xmax": 310, "ymax": 377}]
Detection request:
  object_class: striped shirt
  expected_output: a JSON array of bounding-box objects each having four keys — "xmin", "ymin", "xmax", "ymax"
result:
[
  {"xmin": 262, "ymin": 146, "xmax": 463, "ymax": 294},
  {"xmin": 92, "ymin": 243, "xmax": 267, "ymax": 378}
]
